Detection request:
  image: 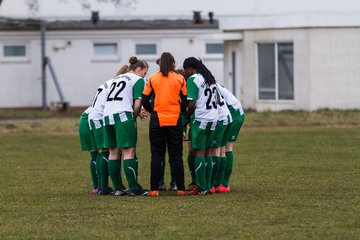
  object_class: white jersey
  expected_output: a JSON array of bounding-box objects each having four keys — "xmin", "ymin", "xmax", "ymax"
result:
[
  {"xmin": 187, "ymin": 73, "xmax": 218, "ymax": 122},
  {"xmin": 88, "ymin": 79, "xmax": 113, "ymax": 129},
  {"xmin": 83, "ymin": 106, "xmax": 92, "ymax": 115},
  {"xmin": 103, "ymin": 72, "xmax": 145, "ymax": 125},
  {"xmin": 217, "ymin": 84, "xmax": 244, "ymax": 116},
  {"xmin": 216, "ymin": 83, "xmax": 232, "ymax": 123}
]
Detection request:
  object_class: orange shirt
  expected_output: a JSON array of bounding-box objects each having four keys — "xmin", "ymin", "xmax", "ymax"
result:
[{"xmin": 143, "ymin": 71, "xmax": 187, "ymax": 126}]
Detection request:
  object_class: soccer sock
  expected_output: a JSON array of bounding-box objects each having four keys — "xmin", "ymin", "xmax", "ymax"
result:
[
  {"xmin": 194, "ymin": 156, "xmax": 206, "ymax": 191},
  {"xmin": 123, "ymin": 158, "xmax": 138, "ymax": 191},
  {"xmin": 187, "ymin": 155, "xmax": 196, "ymax": 184},
  {"xmin": 211, "ymin": 156, "xmax": 221, "ymax": 186},
  {"xmin": 118, "ymin": 154, "xmax": 126, "ymax": 189},
  {"xmin": 89, "ymin": 151, "xmax": 98, "ymax": 189},
  {"xmin": 108, "ymin": 159, "xmax": 122, "ymax": 191},
  {"xmin": 100, "ymin": 151, "xmax": 110, "ymax": 189},
  {"xmin": 222, "ymin": 151, "xmax": 234, "ymax": 188},
  {"xmin": 205, "ymin": 156, "xmax": 213, "ymax": 189},
  {"xmin": 214, "ymin": 156, "xmax": 227, "ymax": 187},
  {"xmin": 96, "ymin": 152, "xmax": 102, "ymax": 187}
]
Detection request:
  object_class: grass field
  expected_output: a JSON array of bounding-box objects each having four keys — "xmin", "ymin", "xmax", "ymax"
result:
[{"xmin": 0, "ymin": 110, "xmax": 360, "ymax": 239}]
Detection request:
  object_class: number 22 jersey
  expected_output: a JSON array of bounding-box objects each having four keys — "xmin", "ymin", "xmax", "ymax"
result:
[{"xmin": 103, "ymin": 72, "xmax": 145, "ymax": 125}]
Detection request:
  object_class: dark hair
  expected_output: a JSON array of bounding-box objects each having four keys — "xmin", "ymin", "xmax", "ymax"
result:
[
  {"xmin": 183, "ymin": 57, "xmax": 216, "ymax": 85},
  {"xmin": 159, "ymin": 52, "xmax": 175, "ymax": 77},
  {"xmin": 128, "ymin": 56, "xmax": 148, "ymax": 71}
]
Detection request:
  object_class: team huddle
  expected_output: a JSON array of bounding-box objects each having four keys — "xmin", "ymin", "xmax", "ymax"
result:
[{"xmin": 78, "ymin": 52, "xmax": 245, "ymax": 197}]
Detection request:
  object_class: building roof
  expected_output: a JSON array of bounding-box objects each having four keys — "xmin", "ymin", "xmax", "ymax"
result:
[{"xmin": 0, "ymin": 17, "xmax": 218, "ymax": 31}]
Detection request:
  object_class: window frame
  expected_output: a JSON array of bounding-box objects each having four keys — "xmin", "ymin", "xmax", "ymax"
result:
[
  {"xmin": 204, "ymin": 42, "xmax": 224, "ymax": 60},
  {"xmin": 0, "ymin": 42, "xmax": 30, "ymax": 63},
  {"xmin": 134, "ymin": 42, "xmax": 158, "ymax": 60},
  {"xmin": 256, "ymin": 41, "xmax": 294, "ymax": 101},
  {"xmin": 91, "ymin": 42, "xmax": 120, "ymax": 62}
]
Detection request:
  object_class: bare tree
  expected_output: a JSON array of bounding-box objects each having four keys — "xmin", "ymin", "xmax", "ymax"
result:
[{"xmin": 23, "ymin": 0, "xmax": 136, "ymax": 14}]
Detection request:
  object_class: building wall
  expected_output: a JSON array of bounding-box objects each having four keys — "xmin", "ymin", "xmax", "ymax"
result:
[
  {"xmin": 0, "ymin": 29, "xmax": 223, "ymax": 108},
  {"xmin": 235, "ymin": 27, "xmax": 360, "ymax": 111},
  {"xmin": 309, "ymin": 28, "xmax": 360, "ymax": 110}
]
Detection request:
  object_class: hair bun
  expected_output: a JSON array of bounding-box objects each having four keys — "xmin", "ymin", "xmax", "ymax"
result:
[{"xmin": 129, "ymin": 56, "xmax": 138, "ymax": 65}]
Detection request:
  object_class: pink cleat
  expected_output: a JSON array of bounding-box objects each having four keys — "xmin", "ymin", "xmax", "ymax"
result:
[
  {"xmin": 218, "ymin": 185, "xmax": 230, "ymax": 193},
  {"xmin": 210, "ymin": 186, "xmax": 215, "ymax": 193},
  {"xmin": 91, "ymin": 188, "xmax": 99, "ymax": 195}
]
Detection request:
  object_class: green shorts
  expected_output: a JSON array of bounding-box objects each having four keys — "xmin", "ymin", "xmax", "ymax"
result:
[
  {"xmin": 190, "ymin": 120, "xmax": 217, "ymax": 150},
  {"xmin": 227, "ymin": 112, "xmax": 245, "ymax": 142},
  {"xmin": 78, "ymin": 113, "xmax": 96, "ymax": 151},
  {"xmin": 103, "ymin": 113, "xmax": 137, "ymax": 149},
  {"xmin": 210, "ymin": 120, "xmax": 229, "ymax": 148},
  {"xmin": 89, "ymin": 119, "xmax": 106, "ymax": 149}
]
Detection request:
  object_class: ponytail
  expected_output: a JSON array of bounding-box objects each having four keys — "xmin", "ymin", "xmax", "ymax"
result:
[{"xmin": 183, "ymin": 57, "xmax": 216, "ymax": 85}]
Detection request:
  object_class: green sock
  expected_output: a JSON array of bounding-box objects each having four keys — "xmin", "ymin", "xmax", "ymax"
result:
[
  {"xmin": 222, "ymin": 151, "xmax": 234, "ymax": 187},
  {"xmin": 108, "ymin": 159, "xmax": 122, "ymax": 191},
  {"xmin": 90, "ymin": 151, "xmax": 98, "ymax": 189},
  {"xmin": 96, "ymin": 152, "xmax": 102, "ymax": 186},
  {"xmin": 211, "ymin": 156, "xmax": 221, "ymax": 186},
  {"xmin": 118, "ymin": 154, "xmax": 125, "ymax": 189},
  {"xmin": 205, "ymin": 156, "xmax": 213, "ymax": 189},
  {"xmin": 194, "ymin": 156, "xmax": 206, "ymax": 190},
  {"xmin": 100, "ymin": 152, "xmax": 110, "ymax": 189},
  {"xmin": 214, "ymin": 156, "xmax": 227, "ymax": 187},
  {"xmin": 187, "ymin": 155, "xmax": 196, "ymax": 184},
  {"xmin": 123, "ymin": 159, "xmax": 138, "ymax": 191}
]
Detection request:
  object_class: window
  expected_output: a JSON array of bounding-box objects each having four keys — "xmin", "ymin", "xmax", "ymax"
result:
[
  {"xmin": 93, "ymin": 43, "xmax": 117, "ymax": 56},
  {"xmin": 4, "ymin": 45, "xmax": 26, "ymax": 57},
  {"xmin": 1, "ymin": 43, "xmax": 29, "ymax": 62},
  {"xmin": 257, "ymin": 42, "xmax": 294, "ymax": 100},
  {"xmin": 136, "ymin": 44, "xmax": 157, "ymax": 55},
  {"xmin": 206, "ymin": 43, "xmax": 223, "ymax": 54}
]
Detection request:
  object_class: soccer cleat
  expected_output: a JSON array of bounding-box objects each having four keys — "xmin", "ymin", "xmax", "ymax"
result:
[
  {"xmin": 210, "ymin": 186, "xmax": 215, "ymax": 193},
  {"xmin": 185, "ymin": 183, "xmax": 198, "ymax": 191},
  {"xmin": 158, "ymin": 183, "xmax": 167, "ymax": 191},
  {"xmin": 198, "ymin": 189, "xmax": 211, "ymax": 196},
  {"xmin": 177, "ymin": 190, "xmax": 186, "ymax": 196},
  {"xmin": 188, "ymin": 188, "xmax": 199, "ymax": 195},
  {"xmin": 113, "ymin": 189, "xmax": 127, "ymax": 196},
  {"xmin": 214, "ymin": 185, "xmax": 223, "ymax": 193},
  {"xmin": 149, "ymin": 190, "xmax": 159, "ymax": 197},
  {"xmin": 169, "ymin": 183, "xmax": 177, "ymax": 191},
  {"xmin": 127, "ymin": 184, "xmax": 149, "ymax": 196},
  {"xmin": 218, "ymin": 185, "xmax": 230, "ymax": 193},
  {"xmin": 91, "ymin": 188, "xmax": 98, "ymax": 195},
  {"xmin": 98, "ymin": 187, "xmax": 114, "ymax": 195}
]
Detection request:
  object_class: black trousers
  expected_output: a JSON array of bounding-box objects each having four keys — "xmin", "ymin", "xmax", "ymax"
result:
[{"xmin": 149, "ymin": 112, "xmax": 185, "ymax": 191}]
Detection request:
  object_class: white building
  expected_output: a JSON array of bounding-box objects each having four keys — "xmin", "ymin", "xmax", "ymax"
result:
[
  {"xmin": 219, "ymin": 0, "xmax": 360, "ymax": 111},
  {"xmin": 1, "ymin": 0, "xmax": 360, "ymax": 111},
  {"xmin": 0, "ymin": 17, "xmax": 225, "ymax": 108}
]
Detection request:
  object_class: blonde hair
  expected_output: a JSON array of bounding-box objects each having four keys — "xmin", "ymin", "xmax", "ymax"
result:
[{"xmin": 115, "ymin": 65, "xmax": 129, "ymax": 76}]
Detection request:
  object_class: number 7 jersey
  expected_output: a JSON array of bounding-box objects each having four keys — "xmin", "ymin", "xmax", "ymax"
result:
[{"xmin": 187, "ymin": 73, "xmax": 219, "ymax": 122}]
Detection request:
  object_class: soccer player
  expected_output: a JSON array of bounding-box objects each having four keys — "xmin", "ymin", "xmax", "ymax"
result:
[
  {"xmin": 210, "ymin": 83, "xmax": 232, "ymax": 193},
  {"xmin": 142, "ymin": 52, "xmax": 187, "ymax": 197},
  {"xmin": 103, "ymin": 56, "xmax": 149, "ymax": 196},
  {"xmin": 183, "ymin": 57, "xmax": 219, "ymax": 196},
  {"xmin": 88, "ymin": 65, "xmax": 129, "ymax": 196},
  {"xmin": 78, "ymin": 106, "xmax": 98, "ymax": 195},
  {"xmin": 214, "ymin": 84, "xmax": 245, "ymax": 192}
]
